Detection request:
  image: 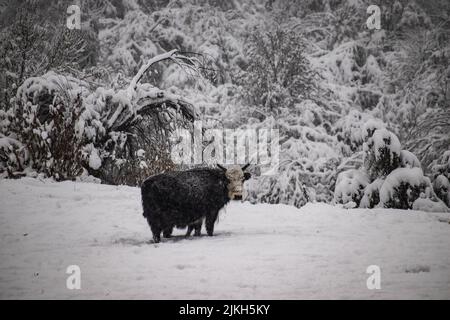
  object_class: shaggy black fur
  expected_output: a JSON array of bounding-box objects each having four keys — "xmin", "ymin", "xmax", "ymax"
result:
[{"xmin": 141, "ymin": 168, "xmax": 230, "ymax": 243}]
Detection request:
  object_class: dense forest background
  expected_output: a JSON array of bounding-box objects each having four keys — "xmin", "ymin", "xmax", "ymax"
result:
[{"xmin": 0, "ymin": 0, "xmax": 449, "ymax": 211}]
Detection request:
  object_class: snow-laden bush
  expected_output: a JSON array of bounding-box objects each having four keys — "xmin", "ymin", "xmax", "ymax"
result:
[
  {"xmin": 363, "ymin": 128, "xmax": 401, "ymax": 180},
  {"xmin": 433, "ymin": 175, "xmax": 450, "ymax": 208},
  {"xmin": 379, "ymin": 167, "xmax": 433, "ymax": 210},
  {"xmin": 334, "ymin": 169, "xmax": 370, "ymax": 207},
  {"xmin": 345, "ymin": 123, "xmax": 447, "ymax": 212},
  {"xmin": 1, "ymin": 73, "xmax": 87, "ymax": 180},
  {"xmin": 0, "ymin": 73, "xmax": 100, "ymax": 180},
  {"xmin": 360, "ymin": 178, "xmax": 384, "ymax": 209}
]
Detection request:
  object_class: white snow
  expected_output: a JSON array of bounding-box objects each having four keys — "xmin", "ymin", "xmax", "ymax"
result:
[
  {"xmin": 363, "ymin": 118, "xmax": 385, "ymax": 139},
  {"xmin": 139, "ymin": 161, "xmax": 148, "ymax": 169},
  {"xmin": 379, "ymin": 167, "xmax": 432, "ymax": 206},
  {"xmin": 412, "ymin": 197, "xmax": 449, "ymax": 213},
  {"xmin": 88, "ymin": 148, "xmax": 102, "ymax": 170},
  {"xmin": 0, "ymin": 136, "xmax": 22, "ymax": 150},
  {"xmin": 435, "ymin": 175, "xmax": 450, "ymax": 190},
  {"xmin": 360, "ymin": 178, "xmax": 384, "ymax": 209},
  {"xmin": 16, "ymin": 72, "xmax": 90, "ymax": 105},
  {"xmin": 371, "ymin": 129, "xmax": 401, "ymax": 160},
  {"xmin": 400, "ymin": 150, "xmax": 421, "ymax": 169},
  {"xmin": 1, "ymin": 178, "xmax": 449, "ymax": 299},
  {"xmin": 334, "ymin": 169, "xmax": 370, "ymax": 205},
  {"xmin": 136, "ymin": 149, "xmax": 145, "ymax": 158}
]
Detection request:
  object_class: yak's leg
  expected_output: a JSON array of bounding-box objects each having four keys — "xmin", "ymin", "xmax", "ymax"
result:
[
  {"xmin": 151, "ymin": 227, "xmax": 161, "ymax": 243},
  {"xmin": 163, "ymin": 226, "xmax": 173, "ymax": 238},
  {"xmin": 205, "ymin": 211, "xmax": 218, "ymax": 236},
  {"xmin": 187, "ymin": 219, "xmax": 202, "ymax": 237},
  {"xmin": 147, "ymin": 217, "xmax": 161, "ymax": 243},
  {"xmin": 186, "ymin": 225, "xmax": 194, "ymax": 237},
  {"xmin": 194, "ymin": 221, "xmax": 202, "ymax": 236}
]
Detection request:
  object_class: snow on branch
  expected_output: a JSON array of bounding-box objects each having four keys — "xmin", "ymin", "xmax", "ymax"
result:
[
  {"xmin": 127, "ymin": 49, "xmax": 200, "ymax": 99},
  {"xmin": 102, "ymin": 49, "xmax": 202, "ymax": 131}
]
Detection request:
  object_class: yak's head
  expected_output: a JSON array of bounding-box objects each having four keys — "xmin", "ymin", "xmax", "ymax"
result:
[{"xmin": 217, "ymin": 164, "xmax": 251, "ymax": 201}]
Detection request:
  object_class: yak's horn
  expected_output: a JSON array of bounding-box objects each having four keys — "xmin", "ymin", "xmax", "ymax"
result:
[
  {"xmin": 217, "ymin": 164, "xmax": 227, "ymax": 171},
  {"xmin": 241, "ymin": 163, "xmax": 250, "ymax": 171}
]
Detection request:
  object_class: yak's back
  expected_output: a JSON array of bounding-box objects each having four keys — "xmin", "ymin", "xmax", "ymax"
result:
[{"xmin": 141, "ymin": 168, "xmax": 229, "ymax": 213}]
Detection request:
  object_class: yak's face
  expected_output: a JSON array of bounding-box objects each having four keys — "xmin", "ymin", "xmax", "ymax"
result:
[{"xmin": 220, "ymin": 165, "xmax": 251, "ymax": 201}]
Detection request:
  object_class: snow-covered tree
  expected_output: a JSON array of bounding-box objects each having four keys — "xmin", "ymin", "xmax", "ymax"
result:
[
  {"xmin": 0, "ymin": 1, "xmax": 98, "ymax": 109},
  {"xmin": 240, "ymin": 23, "xmax": 317, "ymax": 112}
]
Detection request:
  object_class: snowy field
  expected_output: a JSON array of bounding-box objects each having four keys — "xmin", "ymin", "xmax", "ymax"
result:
[{"xmin": 0, "ymin": 178, "xmax": 449, "ymax": 299}]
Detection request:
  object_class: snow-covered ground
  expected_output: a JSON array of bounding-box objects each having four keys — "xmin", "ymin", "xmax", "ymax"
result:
[{"xmin": 0, "ymin": 178, "xmax": 449, "ymax": 299}]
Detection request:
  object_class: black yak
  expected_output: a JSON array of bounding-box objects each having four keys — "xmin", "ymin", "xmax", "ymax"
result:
[{"xmin": 141, "ymin": 164, "xmax": 251, "ymax": 243}]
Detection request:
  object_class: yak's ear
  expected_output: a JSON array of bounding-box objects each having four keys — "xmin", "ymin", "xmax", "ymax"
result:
[
  {"xmin": 217, "ymin": 164, "xmax": 227, "ymax": 172},
  {"xmin": 244, "ymin": 172, "xmax": 251, "ymax": 181}
]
